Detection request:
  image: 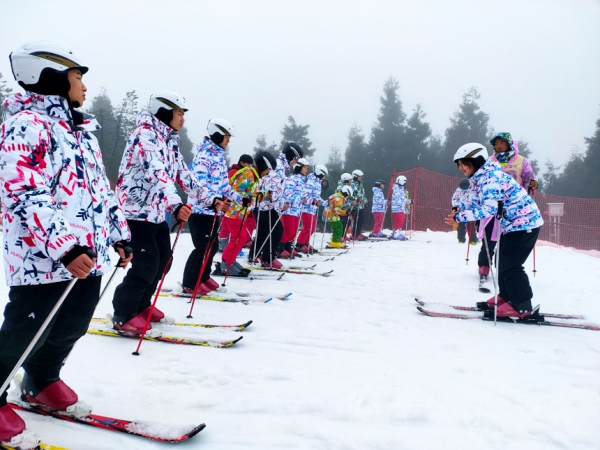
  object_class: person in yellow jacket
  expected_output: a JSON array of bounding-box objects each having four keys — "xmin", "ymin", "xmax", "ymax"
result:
[{"xmin": 324, "ymin": 186, "xmax": 353, "ymax": 248}]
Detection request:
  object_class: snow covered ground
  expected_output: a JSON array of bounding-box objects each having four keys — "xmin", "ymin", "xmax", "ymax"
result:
[{"xmin": 1, "ymin": 229, "xmax": 599, "ymax": 450}]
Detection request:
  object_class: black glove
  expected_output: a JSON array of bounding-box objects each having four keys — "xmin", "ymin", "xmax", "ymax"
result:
[
  {"xmin": 242, "ymin": 197, "xmax": 252, "ymax": 207},
  {"xmin": 61, "ymin": 245, "xmax": 96, "ymax": 266},
  {"xmin": 209, "ymin": 196, "xmax": 224, "ymax": 211},
  {"xmin": 114, "ymin": 240, "xmax": 133, "ymax": 259}
]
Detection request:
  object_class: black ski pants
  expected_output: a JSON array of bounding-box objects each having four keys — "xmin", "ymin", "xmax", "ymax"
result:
[
  {"xmin": 182, "ymin": 213, "xmax": 220, "ymax": 289},
  {"xmin": 498, "ymin": 227, "xmax": 540, "ymax": 311},
  {"xmin": 478, "ymin": 220, "xmax": 497, "ymax": 268},
  {"xmin": 112, "ymin": 220, "xmax": 172, "ymax": 319},
  {"xmin": 250, "ymin": 209, "xmax": 283, "ymax": 264},
  {"xmin": 0, "ymin": 276, "xmax": 102, "ymax": 405},
  {"xmin": 350, "ymin": 208, "xmax": 364, "ymax": 237}
]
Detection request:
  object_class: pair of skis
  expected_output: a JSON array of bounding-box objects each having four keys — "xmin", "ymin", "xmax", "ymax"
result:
[{"xmin": 415, "ymin": 299, "xmax": 600, "ymax": 331}]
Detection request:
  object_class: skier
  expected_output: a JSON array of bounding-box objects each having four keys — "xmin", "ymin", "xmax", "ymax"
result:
[
  {"xmin": 279, "ymin": 158, "xmax": 309, "ymax": 258},
  {"xmin": 0, "ymin": 41, "xmax": 132, "ymax": 448},
  {"xmin": 325, "ymin": 186, "xmax": 353, "ymax": 248},
  {"xmin": 218, "ymin": 154, "xmax": 255, "ymax": 252},
  {"xmin": 215, "ymin": 152, "xmax": 275, "ymax": 277},
  {"xmin": 111, "ymin": 90, "xmax": 210, "ymax": 333},
  {"xmin": 370, "ymin": 179, "xmax": 387, "ymax": 237},
  {"xmin": 249, "ymin": 142, "xmax": 302, "ymax": 268},
  {"xmin": 336, "ymin": 173, "xmax": 354, "ymax": 237},
  {"xmin": 445, "ymin": 143, "xmax": 544, "ymax": 319},
  {"xmin": 296, "ymin": 165, "xmax": 328, "ymax": 253},
  {"xmin": 477, "ymin": 132, "xmax": 539, "ymax": 284},
  {"xmin": 391, "ymin": 175, "xmax": 411, "ymax": 240},
  {"xmin": 350, "ymin": 169, "xmax": 368, "ymax": 240},
  {"xmin": 451, "ymin": 178, "xmax": 477, "ymax": 244},
  {"xmin": 182, "ymin": 119, "xmax": 241, "ymax": 295}
]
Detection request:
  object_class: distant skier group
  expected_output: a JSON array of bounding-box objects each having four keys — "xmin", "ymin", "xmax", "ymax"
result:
[{"xmin": 0, "ymin": 40, "xmax": 543, "ymax": 448}]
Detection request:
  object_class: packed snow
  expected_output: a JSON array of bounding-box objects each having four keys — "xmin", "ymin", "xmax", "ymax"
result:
[{"xmin": 1, "ymin": 229, "xmax": 599, "ymax": 450}]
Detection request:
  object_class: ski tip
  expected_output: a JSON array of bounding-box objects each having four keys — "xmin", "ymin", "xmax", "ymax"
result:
[
  {"xmin": 264, "ymin": 298, "xmax": 273, "ymax": 303},
  {"xmin": 285, "ymin": 292, "xmax": 293, "ymax": 298}
]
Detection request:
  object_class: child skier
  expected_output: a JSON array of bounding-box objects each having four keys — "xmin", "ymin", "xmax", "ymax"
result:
[
  {"xmin": 182, "ymin": 119, "xmax": 240, "ymax": 295},
  {"xmin": 215, "ymin": 152, "xmax": 275, "ymax": 277},
  {"xmin": 325, "ymin": 186, "xmax": 353, "ymax": 248},
  {"xmin": 445, "ymin": 143, "xmax": 544, "ymax": 320},
  {"xmin": 477, "ymin": 132, "xmax": 539, "ymax": 284},
  {"xmin": 112, "ymin": 90, "xmax": 210, "ymax": 334},
  {"xmin": 350, "ymin": 170, "xmax": 368, "ymax": 240},
  {"xmin": 279, "ymin": 158, "xmax": 309, "ymax": 258},
  {"xmin": 0, "ymin": 41, "xmax": 131, "ymax": 447},
  {"xmin": 391, "ymin": 175, "xmax": 411, "ymax": 240},
  {"xmin": 452, "ymin": 178, "xmax": 477, "ymax": 244},
  {"xmin": 370, "ymin": 179, "xmax": 387, "ymax": 237},
  {"xmin": 296, "ymin": 165, "xmax": 328, "ymax": 253}
]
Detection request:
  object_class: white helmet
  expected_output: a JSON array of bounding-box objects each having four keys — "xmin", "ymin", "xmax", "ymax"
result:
[
  {"xmin": 207, "ymin": 118, "xmax": 235, "ymax": 137},
  {"xmin": 295, "ymin": 157, "xmax": 309, "ymax": 166},
  {"xmin": 314, "ymin": 165, "xmax": 328, "ymax": 177},
  {"xmin": 149, "ymin": 90, "xmax": 188, "ymax": 114},
  {"xmin": 341, "ymin": 185, "xmax": 354, "ymax": 197},
  {"xmin": 10, "ymin": 40, "xmax": 88, "ymax": 87},
  {"xmin": 352, "ymin": 169, "xmax": 364, "ymax": 177},
  {"xmin": 396, "ymin": 175, "xmax": 407, "ymax": 186},
  {"xmin": 341, "ymin": 173, "xmax": 353, "ymax": 182},
  {"xmin": 453, "ymin": 143, "xmax": 488, "ymax": 162}
]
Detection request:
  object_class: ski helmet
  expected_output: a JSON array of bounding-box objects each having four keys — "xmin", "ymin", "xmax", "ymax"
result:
[
  {"xmin": 453, "ymin": 143, "xmax": 488, "ymax": 173},
  {"xmin": 149, "ymin": 90, "xmax": 188, "ymax": 114},
  {"xmin": 341, "ymin": 185, "xmax": 353, "ymax": 197},
  {"xmin": 459, "ymin": 178, "xmax": 470, "ymax": 190},
  {"xmin": 283, "ymin": 142, "xmax": 303, "ymax": 162},
  {"xmin": 352, "ymin": 169, "xmax": 364, "ymax": 178},
  {"xmin": 340, "ymin": 173, "xmax": 353, "ymax": 182},
  {"xmin": 293, "ymin": 157, "xmax": 309, "ymax": 174},
  {"xmin": 314, "ymin": 165, "xmax": 328, "ymax": 178},
  {"xmin": 374, "ymin": 179, "xmax": 385, "ymax": 186},
  {"xmin": 207, "ymin": 118, "xmax": 234, "ymax": 137},
  {"xmin": 255, "ymin": 151, "xmax": 277, "ymax": 174},
  {"xmin": 396, "ymin": 175, "xmax": 407, "ymax": 186},
  {"xmin": 10, "ymin": 40, "xmax": 88, "ymax": 99}
]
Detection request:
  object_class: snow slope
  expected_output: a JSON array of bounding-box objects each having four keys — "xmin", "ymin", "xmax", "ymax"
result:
[{"xmin": 1, "ymin": 230, "xmax": 599, "ymax": 450}]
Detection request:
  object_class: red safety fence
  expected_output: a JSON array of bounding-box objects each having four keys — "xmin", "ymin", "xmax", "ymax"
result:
[{"xmin": 373, "ymin": 166, "xmax": 600, "ymax": 252}]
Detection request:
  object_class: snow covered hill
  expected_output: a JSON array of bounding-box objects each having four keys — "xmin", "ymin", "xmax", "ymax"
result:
[{"xmin": 2, "ymin": 230, "xmax": 599, "ymax": 449}]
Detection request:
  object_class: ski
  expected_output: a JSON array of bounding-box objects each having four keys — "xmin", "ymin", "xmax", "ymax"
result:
[
  {"xmin": 318, "ymin": 250, "xmax": 349, "ymax": 256},
  {"xmin": 86, "ymin": 327, "xmax": 244, "ymax": 347},
  {"xmin": 479, "ymin": 275, "xmax": 491, "ymax": 293},
  {"xmin": 91, "ymin": 317, "xmax": 253, "ymax": 331},
  {"xmin": 286, "ymin": 264, "xmax": 317, "ymax": 270},
  {"xmin": 9, "ymin": 403, "xmax": 205, "ymax": 444},
  {"xmin": 416, "ymin": 306, "xmax": 600, "ymax": 331},
  {"xmin": 157, "ymin": 292, "xmax": 271, "ymax": 304},
  {"xmin": 1, "ymin": 443, "xmax": 69, "ymax": 450},
  {"xmin": 245, "ymin": 267, "xmax": 333, "ymax": 277},
  {"xmin": 414, "ymin": 298, "xmax": 586, "ymax": 320}
]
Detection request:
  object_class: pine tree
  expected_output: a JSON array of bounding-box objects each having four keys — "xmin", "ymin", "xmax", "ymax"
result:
[
  {"xmin": 252, "ymin": 134, "xmax": 278, "ymax": 158},
  {"xmin": 580, "ymin": 117, "xmax": 600, "ymax": 197},
  {"xmin": 344, "ymin": 124, "xmax": 368, "ymax": 175},
  {"xmin": 88, "ymin": 88, "xmax": 120, "ymax": 182},
  {"xmin": 326, "ymin": 143, "xmax": 345, "ymax": 186},
  {"xmin": 404, "ymin": 104, "xmax": 433, "ymax": 170},
  {"xmin": 178, "ymin": 126, "xmax": 195, "ymax": 162},
  {"xmin": 280, "ymin": 116, "xmax": 316, "ymax": 158},
  {"xmin": 439, "ymin": 87, "xmax": 491, "ymax": 175},
  {"xmin": 0, "ymin": 72, "xmax": 13, "ymax": 126}
]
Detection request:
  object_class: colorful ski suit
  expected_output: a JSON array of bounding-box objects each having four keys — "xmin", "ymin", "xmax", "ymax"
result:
[
  {"xmin": 391, "ymin": 185, "xmax": 410, "ymax": 213},
  {"xmin": 0, "ymin": 93, "xmax": 130, "ymax": 285},
  {"xmin": 371, "ymin": 186, "xmax": 387, "ymax": 213}
]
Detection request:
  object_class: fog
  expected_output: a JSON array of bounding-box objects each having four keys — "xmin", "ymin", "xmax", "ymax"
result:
[{"xmin": 1, "ymin": 0, "xmax": 599, "ymax": 170}]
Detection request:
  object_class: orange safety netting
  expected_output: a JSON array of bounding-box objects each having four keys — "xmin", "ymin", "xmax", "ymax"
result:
[{"xmin": 373, "ymin": 166, "xmax": 600, "ymax": 252}]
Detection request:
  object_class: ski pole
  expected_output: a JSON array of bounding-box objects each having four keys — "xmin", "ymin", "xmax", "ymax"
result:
[
  {"xmin": 187, "ymin": 213, "xmax": 222, "ymax": 318},
  {"xmin": 289, "ymin": 214, "xmax": 303, "ymax": 260},
  {"xmin": 309, "ymin": 209, "xmax": 318, "ymax": 255},
  {"xmin": 320, "ymin": 213, "xmax": 328, "ymax": 252},
  {"xmin": 492, "ymin": 202, "xmax": 504, "ymax": 326},
  {"xmin": 465, "ymin": 222, "xmax": 472, "ymax": 265},
  {"xmin": 528, "ymin": 183, "xmax": 537, "ymax": 277},
  {"xmin": 132, "ymin": 222, "xmax": 184, "ymax": 355},
  {"xmin": 0, "ymin": 277, "xmax": 79, "ymax": 396},
  {"xmin": 221, "ymin": 207, "xmax": 248, "ymax": 287},
  {"xmin": 98, "ymin": 245, "xmax": 133, "ymax": 302},
  {"xmin": 253, "ymin": 211, "xmax": 283, "ymax": 266}
]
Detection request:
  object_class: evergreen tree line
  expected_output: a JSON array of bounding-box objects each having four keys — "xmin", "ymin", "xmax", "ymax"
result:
[{"xmin": 1, "ymin": 72, "xmax": 599, "ymax": 198}]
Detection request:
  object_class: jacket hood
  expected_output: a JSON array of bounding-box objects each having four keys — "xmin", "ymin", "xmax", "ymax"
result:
[{"xmin": 137, "ymin": 110, "xmax": 178, "ymax": 141}]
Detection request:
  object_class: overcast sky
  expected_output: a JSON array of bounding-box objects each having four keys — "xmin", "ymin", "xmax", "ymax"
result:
[{"xmin": 2, "ymin": 0, "xmax": 599, "ymax": 173}]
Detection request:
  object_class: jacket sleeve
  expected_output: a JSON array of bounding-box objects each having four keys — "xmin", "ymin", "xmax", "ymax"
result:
[
  {"xmin": 174, "ymin": 151, "xmax": 211, "ymax": 208},
  {"xmin": 0, "ymin": 117, "xmax": 78, "ymax": 261},
  {"xmin": 520, "ymin": 158, "xmax": 537, "ymax": 190},
  {"xmin": 455, "ymin": 175, "xmax": 500, "ymax": 223}
]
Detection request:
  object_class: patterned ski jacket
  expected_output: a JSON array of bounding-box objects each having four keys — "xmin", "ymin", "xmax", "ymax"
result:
[
  {"xmin": 226, "ymin": 166, "xmax": 259, "ymax": 219},
  {"xmin": 282, "ymin": 173, "xmax": 306, "ymax": 217},
  {"xmin": 490, "ymin": 148, "xmax": 537, "ymax": 191},
  {"xmin": 371, "ymin": 187, "xmax": 387, "ymax": 213},
  {"xmin": 191, "ymin": 137, "xmax": 242, "ymax": 215},
  {"xmin": 0, "ymin": 93, "xmax": 130, "ymax": 286},
  {"xmin": 324, "ymin": 192, "xmax": 348, "ymax": 222},
  {"xmin": 301, "ymin": 173, "xmax": 323, "ymax": 215},
  {"xmin": 452, "ymin": 186, "xmax": 474, "ymax": 208},
  {"xmin": 257, "ymin": 153, "xmax": 288, "ymax": 212},
  {"xmin": 116, "ymin": 111, "xmax": 208, "ymax": 223},
  {"xmin": 454, "ymin": 159, "xmax": 544, "ymax": 234},
  {"xmin": 351, "ymin": 180, "xmax": 367, "ymax": 210},
  {"xmin": 391, "ymin": 185, "xmax": 411, "ymax": 213}
]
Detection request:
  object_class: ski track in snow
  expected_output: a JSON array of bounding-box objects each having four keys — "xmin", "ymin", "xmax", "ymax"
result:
[{"xmin": 1, "ymin": 230, "xmax": 599, "ymax": 449}]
